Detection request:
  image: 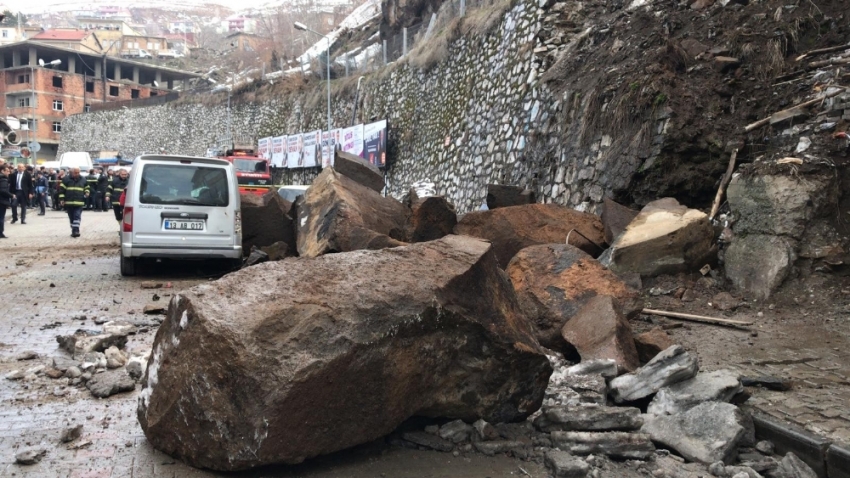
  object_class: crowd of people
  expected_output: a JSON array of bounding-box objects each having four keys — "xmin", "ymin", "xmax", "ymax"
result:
[{"xmin": 0, "ymin": 157, "xmax": 129, "ymax": 238}]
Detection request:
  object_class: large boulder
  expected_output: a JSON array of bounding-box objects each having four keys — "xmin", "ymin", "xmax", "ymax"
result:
[
  {"xmin": 486, "ymin": 184, "xmax": 535, "ymax": 210},
  {"xmin": 601, "ymin": 198, "xmax": 639, "ymax": 244},
  {"xmin": 604, "ymin": 198, "xmax": 715, "ymax": 277},
  {"xmin": 333, "ymin": 150, "xmax": 385, "ymax": 193},
  {"xmin": 240, "ymin": 191, "xmax": 296, "ymax": 257},
  {"xmin": 296, "ymin": 168, "xmax": 408, "ymax": 257},
  {"xmin": 137, "ymin": 235, "xmax": 552, "ymax": 471},
  {"xmin": 405, "ymin": 196, "xmax": 457, "ymax": 242},
  {"xmin": 455, "ymin": 204, "xmax": 605, "ymax": 267},
  {"xmin": 724, "ymin": 234, "xmax": 795, "ymax": 300},
  {"xmin": 560, "ymin": 296, "xmax": 640, "ymax": 373},
  {"xmin": 507, "ymin": 244, "xmax": 638, "ymax": 349}
]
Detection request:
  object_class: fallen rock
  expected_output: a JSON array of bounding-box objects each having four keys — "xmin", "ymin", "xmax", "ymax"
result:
[
  {"xmin": 561, "ymin": 295, "xmax": 640, "ymax": 373},
  {"xmin": 51, "ymin": 356, "xmax": 78, "ymax": 372},
  {"xmin": 724, "ymin": 235, "xmax": 795, "ymax": 301},
  {"xmin": 137, "ymin": 236, "xmax": 551, "ymax": 471},
  {"xmin": 472, "ymin": 439, "xmax": 528, "ymax": 456},
  {"xmin": 486, "ymin": 184, "xmax": 535, "ymax": 210},
  {"xmin": 776, "ymin": 452, "xmax": 817, "ymax": 478},
  {"xmin": 16, "ymin": 350, "xmax": 38, "ymax": 361},
  {"xmin": 45, "ymin": 368, "xmax": 64, "ymax": 379},
  {"xmin": 101, "ymin": 321, "xmax": 137, "ymax": 336},
  {"xmin": 609, "ymin": 345, "xmax": 699, "ymax": 404},
  {"xmin": 126, "ymin": 353, "xmax": 149, "ymax": 381},
  {"xmin": 243, "ymin": 248, "xmax": 269, "ymax": 267},
  {"xmin": 602, "ymin": 198, "xmax": 639, "ymax": 244},
  {"xmin": 259, "ymin": 241, "xmax": 290, "ymax": 261},
  {"xmin": 534, "ymin": 404, "xmax": 643, "ymax": 432},
  {"xmin": 604, "ymin": 198, "xmax": 715, "ymax": 277},
  {"xmin": 438, "ymin": 420, "xmax": 473, "ymax": 444},
  {"xmin": 507, "ymin": 244, "xmax": 639, "ymax": 349},
  {"xmin": 634, "ymin": 327, "xmax": 675, "ymax": 364},
  {"xmin": 15, "ymin": 449, "xmax": 46, "ymax": 465},
  {"xmin": 564, "ymin": 359, "xmax": 619, "ymax": 379},
  {"xmin": 60, "ymin": 424, "xmax": 83, "ymax": 443},
  {"xmin": 296, "ymin": 168, "xmax": 408, "ymax": 257},
  {"xmin": 641, "ymin": 402, "xmax": 754, "ymax": 464},
  {"xmin": 550, "ymin": 431, "xmax": 655, "ymax": 460},
  {"xmin": 544, "ymin": 450, "xmax": 590, "ymax": 478},
  {"xmin": 240, "ymin": 190, "xmax": 296, "ymax": 256},
  {"xmin": 455, "ymin": 203, "xmax": 605, "ymax": 267},
  {"xmin": 401, "ymin": 431, "xmax": 454, "ymax": 452},
  {"xmin": 140, "ymin": 282, "xmax": 162, "ymax": 289},
  {"xmin": 473, "ymin": 419, "xmax": 500, "ymax": 441},
  {"xmin": 755, "ymin": 440, "xmax": 774, "ymax": 455},
  {"xmin": 711, "ymin": 292, "xmax": 740, "ymax": 311},
  {"xmin": 104, "ymin": 346, "xmax": 128, "ymax": 368},
  {"xmin": 544, "ymin": 372, "xmax": 608, "ymax": 407},
  {"xmin": 87, "ymin": 369, "xmax": 136, "ymax": 398},
  {"xmin": 405, "ymin": 196, "xmax": 457, "ymax": 242},
  {"xmin": 647, "ymin": 369, "xmax": 743, "ymax": 416},
  {"xmin": 65, "ymin": 366, "xmax": 82, "ymax": 379},
  {"xmin": 56, "ymin": 329, "xmax": 129, "ymax": 360},
  {"xmin": 334, "ymin": 150, "xmax": 385, "ymax": 193}
]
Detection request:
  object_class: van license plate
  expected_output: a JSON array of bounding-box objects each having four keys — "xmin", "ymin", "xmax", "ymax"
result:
[{"xmin": 164, "ymin": 220, "xmax": 204, "ymax": 231}]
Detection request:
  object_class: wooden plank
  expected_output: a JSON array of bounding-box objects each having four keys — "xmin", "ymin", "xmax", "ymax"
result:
[{"xmin": 642, "ymin": 308, "xmax": 754, "ymax": 327}]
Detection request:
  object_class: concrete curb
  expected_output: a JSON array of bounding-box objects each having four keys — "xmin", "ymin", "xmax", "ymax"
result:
[{"xmin": 749, "ymin": 411, "xmax": 837, "ymax": 478}]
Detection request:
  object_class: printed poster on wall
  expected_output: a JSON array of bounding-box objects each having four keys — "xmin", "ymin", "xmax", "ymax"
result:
[
  {"xmin": 286, "ymin": 135, "xmax": 302, "ymax": 169},
  {"xmin": 257, "ymin": 137, "xmax": 271, "ymax": 160},
  {"xmin": 341, "ymin": 124, "xmax": 364, "ymax": 158},
  {"xmin": 321, "ymin": 129, "xmax": 342, "ymax": 168},
  {"xmin": 271, "ymin": 135, "xmax": 286, "ymax": 167},
  {"xmin": 363, "ymin": 120, "xmax": 388, "ymax": 167},
  {"xmin": 301, "ymin": 130, "xmax": 321, "ymax": 168}
]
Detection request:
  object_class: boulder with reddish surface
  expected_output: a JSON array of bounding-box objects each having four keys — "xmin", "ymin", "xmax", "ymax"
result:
[
  {"xmin": 634, "ymin": 327, "xmax": 675, "ymax": 364},
  {"xmin": 455, "ymin": 204, "xmax": 605, "ymax": 267},
  {"xmin": 601, "ymin": 198, "xmax": 639, "ymax": 244},
  {"xmin": 405, "ymin": 196, "xmax": 457, "ymax": 242},
  {"xmin": 296, "ymin": 168, "xmax": 408, "ymax": 257},
  {"xmin": 507, "ymin": 244, "xmax": 638, "ymax": 349},
  {"xmin": 333, "ymin": 150, "xmax": 385, "ymax": 193},
  {"xmin": 603, "ymin": 198, "xmax": 715, "ymax": 277},
  {"xmin": 560, "ymin": 295, "xmax": 640, "ymax": 373},
  {"xmin": 137, "ymin": 235, "xmax": 552, "ymax": 471},
  {"xmin": 486, "ymin": 184, "xmax": 535, "ymax": 210},
  {"xmin": 240, "ymin": 191, "xmax": 296, "ymax": 257}
]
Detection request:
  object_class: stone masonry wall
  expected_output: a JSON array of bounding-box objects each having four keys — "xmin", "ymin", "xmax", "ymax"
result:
[{"xmin": 60, "ymin": 0, "xmax": 668, "ymax": 214}]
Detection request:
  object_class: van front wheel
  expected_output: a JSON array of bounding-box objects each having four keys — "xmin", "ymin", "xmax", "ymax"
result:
[{"xmin": 120, "ymin": 256, "xmax": 137, "ymax": 276}]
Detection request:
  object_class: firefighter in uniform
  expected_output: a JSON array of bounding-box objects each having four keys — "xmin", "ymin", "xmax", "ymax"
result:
[
  {"xmin": 106, "ymin": 168, "xmax": 129, "ymax": 223},
  {"xmin": 59, "ymin": 167, "xmax": 89, "ymax": 238},
  {"xmin": 85, "ymin": 169, "xmax": 98, "ymax": 210}
]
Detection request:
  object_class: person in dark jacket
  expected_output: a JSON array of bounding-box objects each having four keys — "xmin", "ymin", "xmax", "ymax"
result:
[
  {"xmin": 9, "ymin": 163, "xmax": 32, "ymax": 224},
  {"xmin": 34, "ymin": 171, "xmax": 49, "ymax": 215},
  {"xmin": 59, "ymin": 167, "xmax": 90, "ymax": 238},
  {"xmin": 85, "ymin": 169, "xmax": 97, "ymax": 210},
  {"xmin": 107, "ymin": 168, "xmax": 129, "ymax": 222},
  {"xmin": 0, "ymin": 164, "xmax": 12, "ymax": 238},
  {"xmin": 95, "ymin": 168, "xmax": 109, "ymax": 211}
]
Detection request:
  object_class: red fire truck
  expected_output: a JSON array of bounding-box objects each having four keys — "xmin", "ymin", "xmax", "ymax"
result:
[{"xmin": 209, "ymin": 144, "xmax": 272, "ymax": 196}]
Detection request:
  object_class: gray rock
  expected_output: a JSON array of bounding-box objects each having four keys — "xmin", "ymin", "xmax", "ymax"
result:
[
  {"xmin": 641, "ymin": 402, "xmax": 754, "ymax": 464},
  {"xmin": 60, "ymin": 424, "xmax": 83, "ymax": 443},
  {"xmin": 544, "ymin": 450, "xmax": 590, "ymax": 478},
  {"xmin": 545, "ymin": 369, "xmax": 608, "ymax": 407},
  {"xmin": 647, "ymin": 369, "xmax": 743, "ymax": 416},
  {"xmin": 56, "ymin": 329, "xmax": 129, "ymax": 360},
  {"xmin": 106, "ymin": 358, "xmax": 123, "ymax": 369},
  {"xmin": 5, "ymin": 370, "xmax": 24, "ymax": 380},
  {"xmin": 65, "ymin": 366, "xmax": 82, "ymax": 379},
  {"xmin": 564, "ymin": 359, "xmax": 619, "ymax": 379},
  {"xmin": 755, "ymin": 440, "xmax": 774, "ymax": 455},
  {"xmin": 52, "ymin": 356, "xmax": 79, "ymax": 372},
  {"xmin": 472, "ymin": 439, "xmax": 527, "ymax": 456},
  {"xmin": 473, "ymin": 419, "xmax": 500, "ymax": 441},
  {"xmin": 438, "ymin": 420, "xmax": 473, "ymax": 444},
  {"xmin": 534, "ymin": 404, "xmax": 643, "ymax": 432},
  {"xmin": 104, "ymin": 346, "xmax": 128, "ymax": 367},
  {"xmin": 609, "ymin": 345, "xmax": 699, "ymax": 403},
  {"xmin": 725, "ymin": 235, "xmax": 794, "ymax": 300},
  {"xmin": 775, "ymin": 452, "xmax": 817, "ymax": 478},
  {"xmin": 86, "ymin": 369, "xmax": 136, "ymax": 398},
  {"xmin": 550, "ymin": 431, "xmax": 655, "ymax": 460},
  {"xmin": 101, "ymin": 320, "xmax": 138, "ymax": 336},
  {"xmin": 723, "ymin": 465, "xmax": 764, "ymax": 478},
  {"xmin": 401, "ymin": 431, "xmax": 454, "ymax": 452},
  {"xmin": 126, "ymin": 360, "xmax": 144, "ymax": 380},
  {"xmin": 16, "ymin": 350, "xmax": 38, "ymax": 361},
  {"xmin": 15, "ymin": 449, "xmax": 46, "ymax": 465},
  {"xmin": 244, "ymin": 248, "xmax": 269, "ymax": 267},
  {"xmin": 740, "ymin": 376, "xmax": 792, "ymax": 391}
]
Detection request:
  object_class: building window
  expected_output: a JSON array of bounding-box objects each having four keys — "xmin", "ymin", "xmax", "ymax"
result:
[
  {"xmin": 109, "ymin": 85, "xmax": 119, "ymax": 96},
  {"xmin": 150, "ymin": 91, "xmax": 158, "ymax": 97},
  {"xmin": 20, "ymin": 119, "xmax": 35, "ymax": 131},
  {"xmin": 2, "ymin": 31, "xmax": 8, "ymax": 38},
  {"xmin": 17, "ymin": 97, "xmax": 30, "ymax": 107},
  {"xmin": 53, "ymin": 100, "xmax": 63, "ymax": 111},
  {"xmin": 53, "ymin": 122, "xmax": 61, "ymax": 133},
  {"xmin": 17, "ymin": 74, "xmax": 29, "ymax": 84},
  {"xmin": 131, "ymin": 89, "xmax": 140, "ymax": 99},
  {"xmin": 53, "ymin": 76, "xmax": 63, "ymax": 88},
  {"xmin": 86, "ymin": 81, "xmax": 95, "ymax": 93}
]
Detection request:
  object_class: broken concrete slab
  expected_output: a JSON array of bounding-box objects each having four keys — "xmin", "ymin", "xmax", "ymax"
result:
[
  {"xmin": 561, "ymin": 295, "xmax": 640, "ymax": 373},
  {"xmin": 604, "ymin": 198, "xmax": 715, "ymax": 277},
  {"xmin": 296, "ymin": 168, "xmax": 408, "ymax": 257},
  {"xmin": 609, "ymin": 345, "xmax": 699, "ymax": 404},
  {"xmin": 56, "ymin": 329, "xmax": 129, "ymax": 360},
  {"xmin": 564, "ymin": 359, "xmax": 619, "ymax": 379},
  {"xmin": 545, "ymin": 368, "xmax": 608, "ymax": 407},
  {"xmin": 634, "ymin": 327, "xmax": 675, "ymax": 364},
  {"xmin": 533, "ymin": 404, "xmax": 643, "ymax": 432},
  {"xmin": 641, "ymin": 402, "xmax": 754, "ymax": 464},
  {"xmin": 240, "ymin": 190, "xmax": 296, "ymax": 256},
  {"xmin": 86, "ymin": 369, "xmax": 136, "ymax": 398},
  {"xmin": 405, "ymin": 196, "xmax": 457, "ymax": 242},
  {"xmin": 334, "ymin": 150, "xmax": 385, "ymax": 193},
  {"xmin": 602, "ymin": 198, "xmax": 639, "ymax": 244},
  {"xmin": 507, "ymin": 244, "xmax": 639, "ymax": 349},
  {"xmin": 724, "ymin": 234, "xmax": 795, "ymax": 301},
  {"xmin": 550, "ymin": 431, "xmax": 655, "ymax": 460},
  {"xmin": 647, "ymin": 369, "xmax": 743, "ymax": 416},
  {"xmin": 137, "ymin": 235, "xmax": 552, "ymax": 471},
  {"xmin": 544, "ymin": 450, "xmax": 590, "ymax": 478},
  {"xmin": 486, "ymin": 184, "xmax": 535, "ymax": 210},
  {"xmin": 455, "ymin": 203, "xmax": 605, "ymax": 267},
  {"xmin": 777, "ymin": 451, "xmax": 818, "ymax": 478}
]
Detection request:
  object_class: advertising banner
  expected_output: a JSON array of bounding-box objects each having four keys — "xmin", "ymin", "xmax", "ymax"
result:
[
  {"xmin": 341, "ymin": 124, "xmax": 364, "ymax": 158},
  {"xmin": 363, "ymin": 120, "xmax": 388, "ymax": 167},
  {"xmin": 321, "ymin": 129, "xmax": 342, "ymax": 168},
  {"xmin": 271, "ymin": 135, "xmax": 286, "ymax": 167},
  {"xmin": 286, "ymin": 135, "xmax": 302, "ymax": 169},
  {"xmin": 301, "ymin": 130, "xmax": 321, "ymax": 168},
  {"xmin": 257, "ymin": 137, "xmax": 271, "ymax": 160}
]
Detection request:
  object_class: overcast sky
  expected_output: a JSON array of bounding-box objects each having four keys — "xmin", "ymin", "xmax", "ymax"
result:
[{"xmin": 6, "ymin": 0, "xmax": 273, "ymax": 14}]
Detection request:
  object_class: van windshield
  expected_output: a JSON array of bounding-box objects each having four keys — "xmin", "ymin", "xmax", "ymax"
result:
[{"xmin": 140, "ymin": 164, "xmax": 229, "ymax": 207}]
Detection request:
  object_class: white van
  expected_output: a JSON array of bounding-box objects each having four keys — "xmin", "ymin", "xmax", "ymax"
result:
[
  {"xmin": 119, "ymin": 155, "xmax": 242, "ymax": 276},
  {"xmin": 58, "ymin": 151, "xmax": 94, "ymax": 175}
]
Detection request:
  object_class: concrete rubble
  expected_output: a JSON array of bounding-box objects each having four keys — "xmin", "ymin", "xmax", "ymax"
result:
[{"xmin": 609, "ymin": 345, "xmax": 700, "ymax": 403}]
